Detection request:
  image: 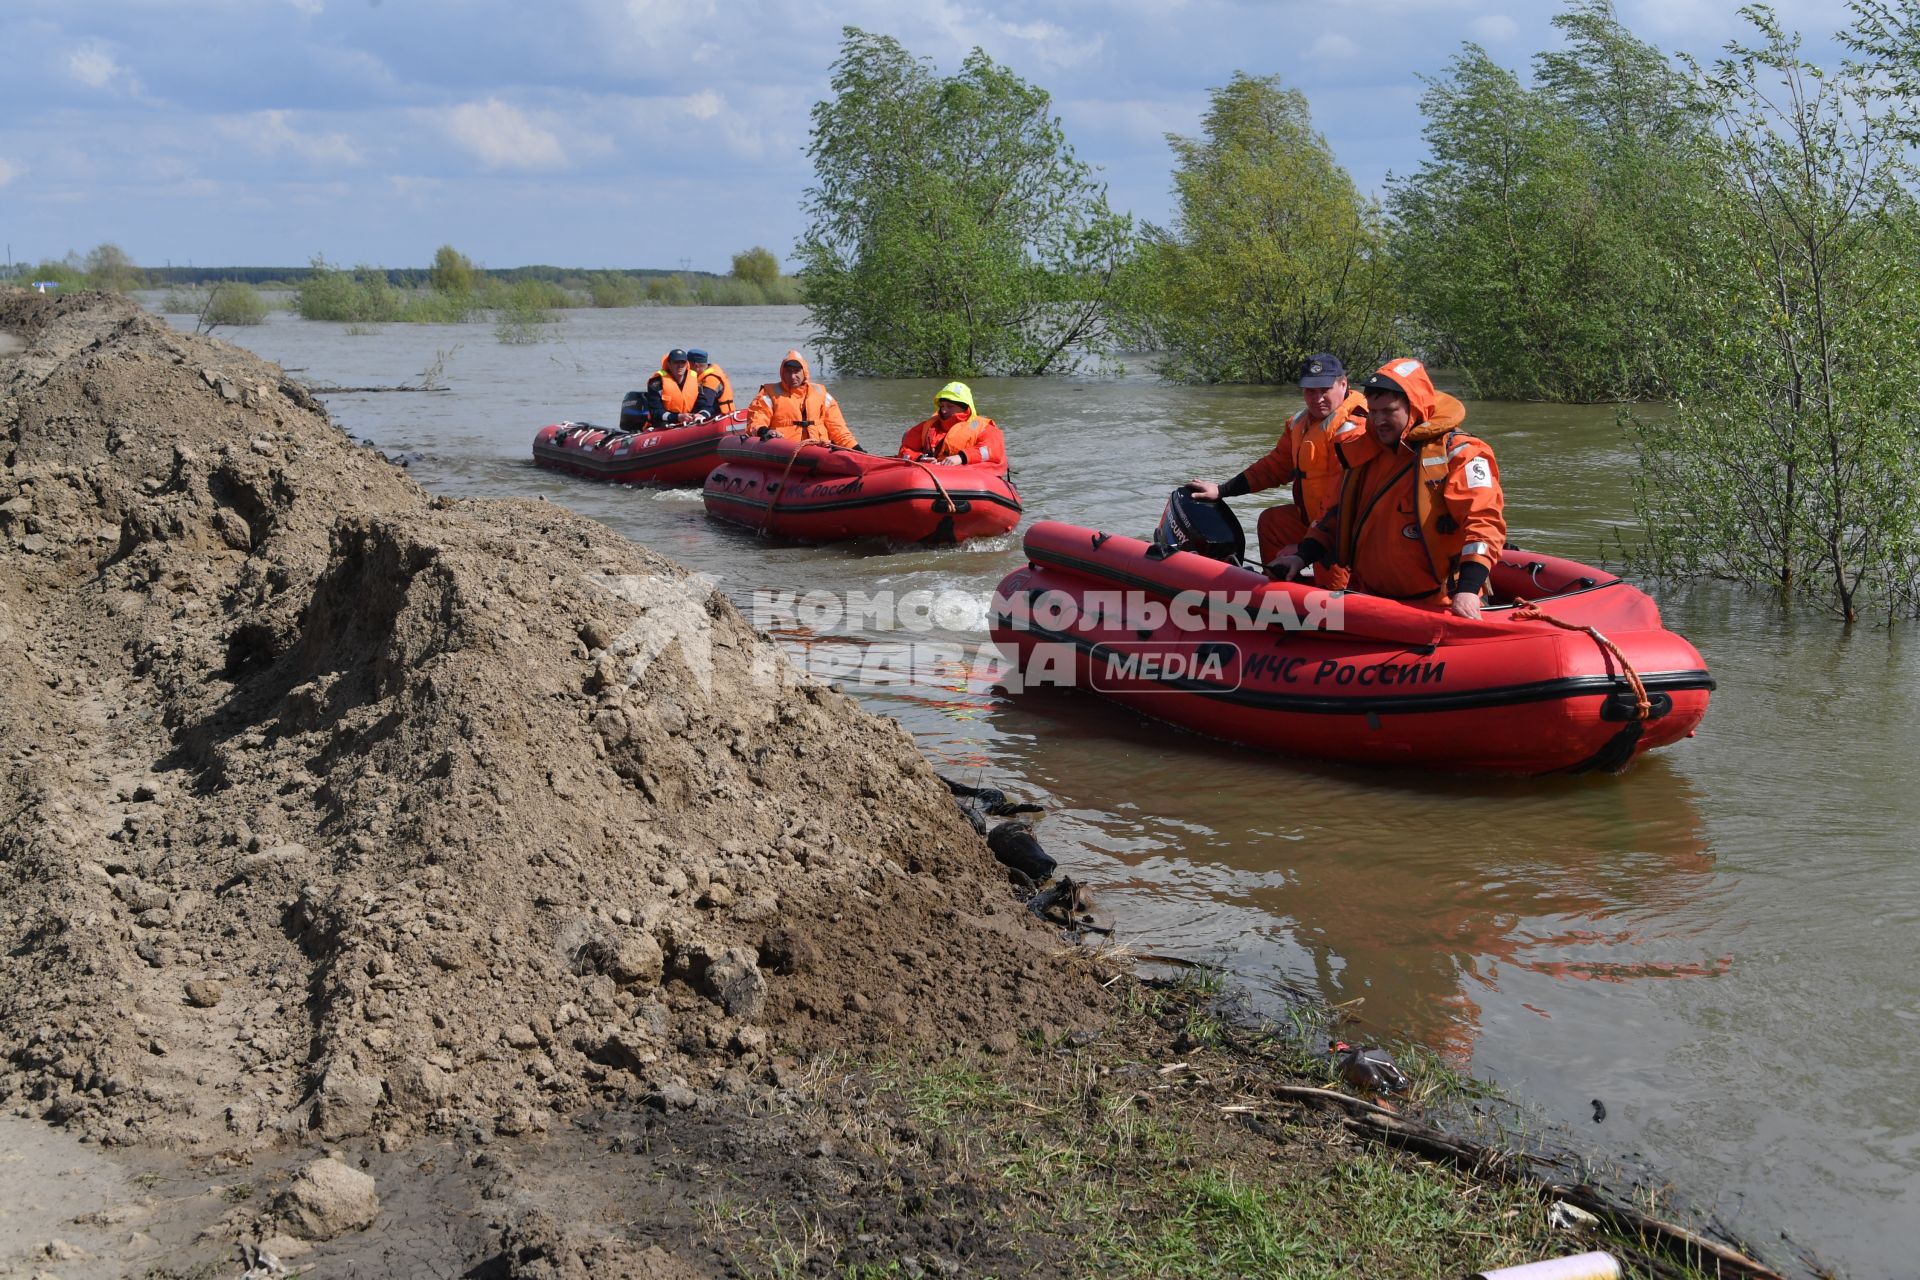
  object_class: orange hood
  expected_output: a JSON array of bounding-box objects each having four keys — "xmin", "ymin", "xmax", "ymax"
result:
[
  {"xmin": 779, "ymin": 349, "xmax": 811, "ymax": 391},
  {"xmin": 1369, "ymin": 358, "xmax": 1459, "ymax": 444}
]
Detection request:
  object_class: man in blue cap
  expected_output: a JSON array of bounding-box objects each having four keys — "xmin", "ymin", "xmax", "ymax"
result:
[
  {"xmin": 687, "ymin": 348, "xmax": 734, "ymax": 418},
  {"xmin": 1186, "ymin": 351, "xmax": 1377, "ymax": 568}
]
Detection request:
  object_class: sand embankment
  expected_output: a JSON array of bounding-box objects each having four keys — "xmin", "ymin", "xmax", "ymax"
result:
[{"xmin": 0, "ymin": 289, "xmax": 1103, "ymax": 1160}]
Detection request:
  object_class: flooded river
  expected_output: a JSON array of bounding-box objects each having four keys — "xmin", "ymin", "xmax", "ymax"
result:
[{"xmin": 179, "ymin": 301, "xmax": 1920, "ymax": 1276}]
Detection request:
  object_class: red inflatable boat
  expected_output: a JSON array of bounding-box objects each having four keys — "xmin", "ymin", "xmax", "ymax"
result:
[
  {"xmin": 989, "ymin": 520, "xmax": 1713, "ymax": 775},
  {"xmin": 703, "ymin": 434, "xmax": 1022, "ymax": 545},
  {"xmin": 532, "ymin": 410, "xmax": 748, "ymax": 487}
]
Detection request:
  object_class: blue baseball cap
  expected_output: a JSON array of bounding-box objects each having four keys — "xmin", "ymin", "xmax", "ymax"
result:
[{"xmin": 1298, "ymin": 353, "xmax": 1345, "ymax": 388}]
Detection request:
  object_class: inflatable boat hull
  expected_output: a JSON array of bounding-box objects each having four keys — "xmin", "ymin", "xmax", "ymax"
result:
[
  {"xmin": 532, "ymin": 410, "xmax": 748, "ymax": 487},
  {"xmin": 988, "ymin": 521, "xmax": 1713, "ymax": 775},
  {"xmin": 703, "ymin": 434, "xmax": 1022, "ymax": 545}
]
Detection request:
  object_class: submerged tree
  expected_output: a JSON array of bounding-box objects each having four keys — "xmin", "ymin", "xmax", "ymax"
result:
[
  {"xmin": 1119, "ymin": 73, "xmax": 1395, "ymax": 384},
  {"xmin": 730, "ymin": 246, "xmax": 780, "ymax": 291},
  {"xmin": 430, "ymin": 245, "xmax": 478, "ymax": 295},
  {"xmin": 84, "ymin": 243, "xmax": 143, "ymax": 293},
  {"xmin": 1629, "ymin": 8, "xmax": 1920, "ymax": 621},
  {"xmin": 797, "ymin": 28, "xmax": 1133, "ymax": 376},
  {"xmin": 1389, "ymin": 1, "xmax": 1710, "ymax": 401}
]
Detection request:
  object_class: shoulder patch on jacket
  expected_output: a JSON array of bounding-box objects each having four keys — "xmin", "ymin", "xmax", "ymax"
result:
[{"xmin": 1464, "ymin": 457, "xmax": 1492, "ymax": 490}]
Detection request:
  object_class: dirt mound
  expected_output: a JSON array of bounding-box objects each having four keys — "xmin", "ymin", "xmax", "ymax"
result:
[{"xmin": 0, "ymin": 289, "xmax": 1106, "ymax": 1154}]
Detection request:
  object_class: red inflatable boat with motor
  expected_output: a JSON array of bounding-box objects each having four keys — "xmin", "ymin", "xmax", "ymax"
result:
[
  {"xmin": 702, "ymin": 434, "xmax": 1022, "ymax": 545},
  {"xmin": 989, "ymin": 514, "xmax": 1713, "ymax": 775},
  {"xmin": 532, "ymin": 409, "xmax": 749, "ymax": 487}
]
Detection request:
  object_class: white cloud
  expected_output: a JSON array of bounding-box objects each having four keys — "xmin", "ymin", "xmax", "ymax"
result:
[
  {"xmin": 1061, "ymin": 96, "xmax": 1197, "ymax": 150},
  {"xmin": 582, "ymin": 0, "xmax": 716, "ymax": 60},
  {"xmin": 682, "ymin": 91, "xmax": 723, "ymax": 122},
  {"xmin": 142, "ymin": 155, "xmax": 198, "ymax": 183},
  {"xmin": 285, "ymin": 0, "xmax": 326, "ymax": 13},
  {"xmin": 992, "ymin": 19, "xmax": 1106, "ymax": 69},
  {"xmin": 1469, "ymin": 14, "xmax": 1520, "ymax": 42},
  {"xmin": 388, "ymin": 175, "xmax": 444, "ymax": 207},
  {"xmin": 440, "ymin": 99, "xmax": 569, "ymax": 170},
  {"xmin": 1310, "ymin": 32, "xmax": 1361, "ymax": 59},
  {"xmin": 68, "ymin": 44, "xmax": 131, "ymax": 92},
  {"xmin": 0, "ymin": 159, "xmax": 18, "ymax": 187},
  {"xmin": 219, "ymin": 111, "xmax": 361, "ymax": 165}
]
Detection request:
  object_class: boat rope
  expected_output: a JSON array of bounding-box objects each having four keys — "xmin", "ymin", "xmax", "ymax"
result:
[
  {"xmin": 764, "ymin": 439, "xmax": 809, "ymax": 534},
  {"xmin": 1512, "ymin": 602, "xmax": 1651, "ymax": 721},
  {"xmin": 902, "ymin": 456, "xmax": 961, "ymax": 514}
]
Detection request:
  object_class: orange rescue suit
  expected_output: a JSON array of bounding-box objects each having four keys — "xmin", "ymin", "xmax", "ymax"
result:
[
  {"xmin": 1239, "ymin": 388, "xmax": 1374, "ymax": 561},
  {"xmin": 1242, "ymin": 389, "xmax": 1374, "ymax": 520},
  {"xmin": 747, "ymin": 350, "xmax": 857, "ymax": 448},
  {"xmin": 896, "ymin": 411, "xmax": 1006, "ymax": 468},
  {"xmin": 1312, "ymin": 362, "xmax": 1503, "ymax": 609}
]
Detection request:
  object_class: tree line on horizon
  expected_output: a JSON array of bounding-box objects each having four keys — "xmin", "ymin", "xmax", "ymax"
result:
[{"xmin": 2, "ymin": 246, "xmax": 803, "ymax": 311}]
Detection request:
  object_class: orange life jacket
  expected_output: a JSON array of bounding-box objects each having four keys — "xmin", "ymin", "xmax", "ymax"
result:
[
  {"xmin": 650, "ymin": 356, "xmax": 700, "ymax": 416},
  {"xmin": 746, "ymin": 351, "xmax": 857, "ymax": 447},
  {"xmin": 1242, "ymin": 389, "xmax": 1373, "ymax": 521},
  {"xmin": 696, "ymin": 364, "xmax": 735, "ymax": 414},
  {"xmin": 896, "ymin": 411, "xmax": 1006, "ymax": 466}
]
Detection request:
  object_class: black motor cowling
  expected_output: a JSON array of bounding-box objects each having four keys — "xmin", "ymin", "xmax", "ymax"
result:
[
  {"xmin": 1152, "ymin": 486, "xmax": 1246, "ymax": 564},
  {"xmin": 618, "ymin": 390, "xmax": 649, "ymax": 433}
]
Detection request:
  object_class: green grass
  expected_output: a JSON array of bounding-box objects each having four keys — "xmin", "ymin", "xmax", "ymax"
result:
[
  {"xmin": 690, "ymin": 977, "xmax": 1726, "ymax": 1280},
  {"xmin": 905, "ymin": 1063, "xmax": 1020, "ymax": 1126}
]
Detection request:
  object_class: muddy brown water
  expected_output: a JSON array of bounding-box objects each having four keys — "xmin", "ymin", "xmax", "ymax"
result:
[{"xmin": 162, "ymin": 301, "xmax": 1920, "ymax": 1276}]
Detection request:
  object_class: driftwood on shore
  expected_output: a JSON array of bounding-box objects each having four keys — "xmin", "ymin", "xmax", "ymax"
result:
[
  {"xmin": 1279, "ymin": 1090, "xmax": 1787, "ymax": 1280},
  {"xmin": 298, "ymin": 380, "xmax": 451, "ymax": 394}
]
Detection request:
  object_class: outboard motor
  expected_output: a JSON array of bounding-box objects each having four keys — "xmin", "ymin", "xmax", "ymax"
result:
[
  {"xmin": 1151, "ymin": 486, "xmax": 1246, "ymax": 564},
  {"xmin": 618, "ymin": 390, "xmax": 649, "ymax": 433}
]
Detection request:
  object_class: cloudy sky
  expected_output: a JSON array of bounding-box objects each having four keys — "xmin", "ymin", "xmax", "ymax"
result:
[{"xmin": 0, "ymin": 0, "xmax": 1850, "ymax": 275}]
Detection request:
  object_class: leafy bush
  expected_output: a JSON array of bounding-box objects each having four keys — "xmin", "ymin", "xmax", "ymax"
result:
[
  {"xmin": 397, "ymin": 291, "xmax": 481, "ymax": 323},
  {"xmin": 582, "ymin": 272, "xmax": 648, "ymax": 307},
  {"xmin": 644, "ymin": 275, "xmax": 693, "ymax": 306},
  {"xmin": 201, "ymin": 282, "xmax": 269, "ymax": 326},
  {"xmin": 296, "ymin": 256, "xmax": 403, "ymax": 322},
  {"xmin": 1629, "ymin": 9, "xmax": 1920, "ymax": 621},
  {"xmin": 430, "ymin": 245, "xmax": 478, "ymax": 295},
  {"xmin": 488, "ymin": 277, "xmax": 561, "ymax": 342},
  {"xmin": 731, "ymin": 247, "xmax": 781, "ymax": 290},
  {"xmin": 84, "ymin": 243, "xmax": 143, "ymax": 292}
]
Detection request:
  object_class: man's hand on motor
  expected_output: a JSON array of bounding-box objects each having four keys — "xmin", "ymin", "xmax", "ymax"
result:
[{"xmin": 1185, "ymin": 479, "xmax": 1221, "ymax": 501}]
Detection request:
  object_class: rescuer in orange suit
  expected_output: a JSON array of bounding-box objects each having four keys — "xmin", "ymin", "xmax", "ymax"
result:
[
  {"xmin": 1269, "ymin": 358, "xmax": 1504, "ymax": 620},
  {"xmin": 747, "ymin": 350, "xmax": 858, "ymax": 448},
  {"xmin": 688, "ymin": 348, "xmax": 734, "ymax": 416},
  {"xmin": 1185, "ymin": 352, "xmax": 1376, "ymax": 566},
  {"xmin": 642, "ymin": 348, "xmax": 701, "ymax": 427},
  {"xmin": 896, "ymin": 381, "xmax": 1006, "ymax": 467}
]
